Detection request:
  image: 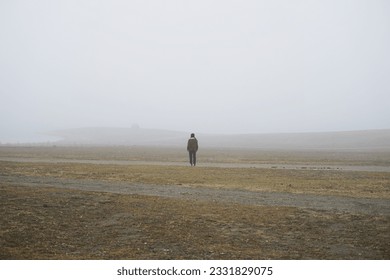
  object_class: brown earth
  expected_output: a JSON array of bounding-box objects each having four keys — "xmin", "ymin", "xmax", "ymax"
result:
[{"xmin": 0, "ymin": 146, "xmax": 389, "ymax": 259}]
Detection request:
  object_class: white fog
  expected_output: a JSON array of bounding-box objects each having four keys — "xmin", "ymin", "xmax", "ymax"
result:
[{"xmin": 1, "ymin": 0, "xmax": 389, "ymax": 143}]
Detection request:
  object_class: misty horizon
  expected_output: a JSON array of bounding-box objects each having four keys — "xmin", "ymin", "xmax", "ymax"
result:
[
  {"xmin": 1, "ymin": 126, "xmax": 390, "ymax": 150},
  {"xmin": 1, "ymin": 124, "xmax": 390, "ymax": 144},
  {"xmin": 1, "ymin": 0, "xmax": 389, "ymax": 143}
]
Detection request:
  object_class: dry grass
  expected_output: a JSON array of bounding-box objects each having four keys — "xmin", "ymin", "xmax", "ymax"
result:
[
  {"xmin": 1, "ymin": 146, "xmax": 390, "ymax": 166},
  {"xmin": 1, "ymin": 146, "xmax": 389, "ymax": 259},
  {"xmin": 1, "ymin": 184, "xmax": 389, "ymax": 259},
  {"xmin": 1, "ymin": 161, "xmax": 389, "ymax": 199}
]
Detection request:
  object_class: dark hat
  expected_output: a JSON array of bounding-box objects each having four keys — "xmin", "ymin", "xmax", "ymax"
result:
[{"xmin": 191, "ymin": 133, "xmax": 195, "ymax": 137}]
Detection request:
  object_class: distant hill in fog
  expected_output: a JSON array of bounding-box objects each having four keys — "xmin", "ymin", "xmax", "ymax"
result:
[
  {"xmin": 202, "ymin": 129, "xmax": 390, "ymax": 150},
  {"xmin": 51, "ymin": 127, "xmax": 187, "ymax": 146},
  {"xmin": 50, "ymin": 127, "xmax": 390, "ymax": 150}
]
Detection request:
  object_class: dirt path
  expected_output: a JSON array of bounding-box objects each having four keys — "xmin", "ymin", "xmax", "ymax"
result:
[
  {"xmin": 1, "ymin": 174, "xmax": 389, "ymax": 215},
  {"xmin": 1, "ymin": 157, "xmax": 390, "ymax": 172}
]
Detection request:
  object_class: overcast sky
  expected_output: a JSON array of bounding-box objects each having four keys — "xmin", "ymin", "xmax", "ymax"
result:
[{"xmin": 1, "ymin": 0, "xmax": 389, "ymax": 142}]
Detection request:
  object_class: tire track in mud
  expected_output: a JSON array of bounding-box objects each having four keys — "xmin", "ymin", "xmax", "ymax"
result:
[{"xmin": 1, "ymin": 175, "xmax": 389, "ymax": 215}]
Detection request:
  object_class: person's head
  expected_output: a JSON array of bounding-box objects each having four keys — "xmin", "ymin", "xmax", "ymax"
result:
[{"xmin": 191, "ymin": 133, "xmax": 195, "ymax": 138}]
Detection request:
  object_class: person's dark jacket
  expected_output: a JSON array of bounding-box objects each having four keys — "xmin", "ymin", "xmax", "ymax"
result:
[{"xmin": 187, "ymin": 137, "xmax": 198, "ymax": 152}]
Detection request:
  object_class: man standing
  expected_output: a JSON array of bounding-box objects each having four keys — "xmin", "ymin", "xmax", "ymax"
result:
[{"xmin": 187, "ymin": 133, "xmax": 198, "ymax": 166}]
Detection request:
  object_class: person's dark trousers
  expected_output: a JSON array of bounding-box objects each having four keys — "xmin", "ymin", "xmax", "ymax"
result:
[{"xmin": 189, "ymin": 151, "xmax": 196, "ymax": 166}]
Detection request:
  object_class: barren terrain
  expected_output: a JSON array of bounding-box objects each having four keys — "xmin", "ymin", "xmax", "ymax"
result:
[{"xmin": 1, "ymin": 146, "xmax": 389, "ymax": 259}]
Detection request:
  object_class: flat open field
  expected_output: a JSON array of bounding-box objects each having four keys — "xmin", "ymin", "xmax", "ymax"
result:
[{"xmin": 1, "ymin": 146, "xmax": 389, "ymax": 259}]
